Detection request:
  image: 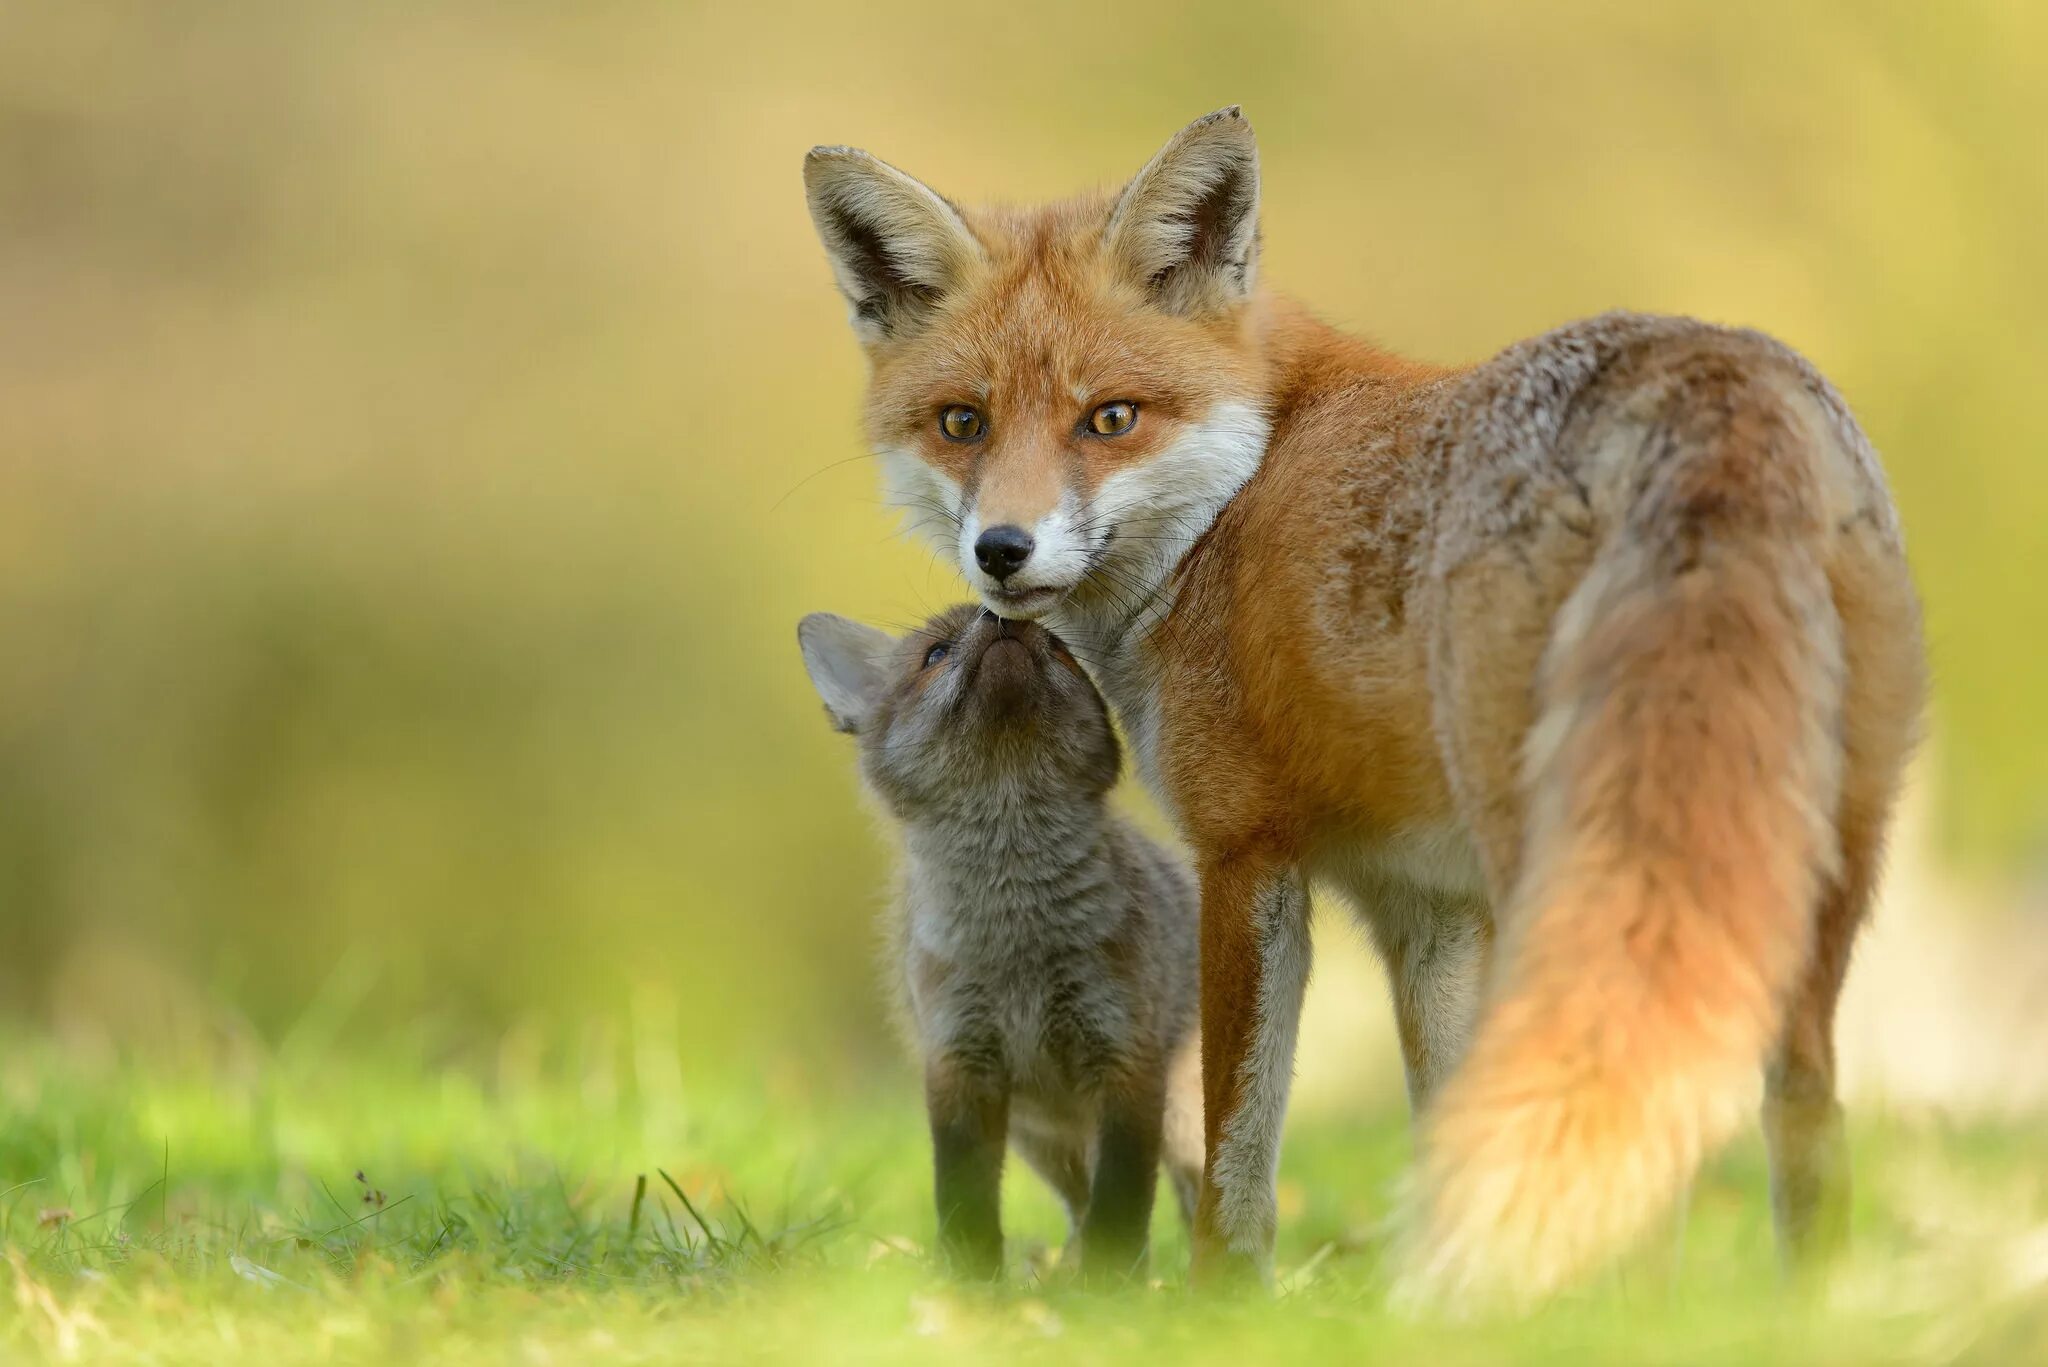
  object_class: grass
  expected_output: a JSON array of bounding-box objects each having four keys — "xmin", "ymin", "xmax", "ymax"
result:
[{"xmin": 3, "ymin": 1038, "xmax": 2045, "ymax": 1364}]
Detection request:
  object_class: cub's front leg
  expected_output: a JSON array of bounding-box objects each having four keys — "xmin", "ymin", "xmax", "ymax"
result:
[
  {"xmin": 925, "ymin": 1054, "xmax": 1009, "ymax": 1280},
  {"xmin": 1078, "ymin": 1068, "xmax": 1166, "ymax": 1287},
  {"xmin": 1192, "ymin": 855, "xmax": 1312, "ymax": 1286}
]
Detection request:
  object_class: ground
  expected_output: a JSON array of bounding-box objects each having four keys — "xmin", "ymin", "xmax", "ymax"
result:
[{"xmin": 3, "ymin": 1039, "xmax": 2044, "ymax": 1365}]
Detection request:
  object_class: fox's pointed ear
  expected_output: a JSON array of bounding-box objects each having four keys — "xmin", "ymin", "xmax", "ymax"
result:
[
  {"xmin": 803, "ymin": 147, "xmax": 982, "ymax": 345},
  {"xmin": 797, "ymin": 612, "xmax": 895, "ymax": 734},
  {"xmin": 1105, "ymin": 107, "xmax": 1260, "ymax": 317}
]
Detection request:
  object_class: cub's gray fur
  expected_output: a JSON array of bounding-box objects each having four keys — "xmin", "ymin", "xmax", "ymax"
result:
[{"xmin": 798, "ymin": 603, "xmax": 1201, "ymax": 1283}]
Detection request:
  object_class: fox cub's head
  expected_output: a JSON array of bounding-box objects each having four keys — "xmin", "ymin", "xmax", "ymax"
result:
[
  {"xmin": 804, "ymin": 109, "xmax": 1272, "ymax": 622},
  {"xmin": 797, "ymin": 606, "xmax": 1118, "ymax": 817}
]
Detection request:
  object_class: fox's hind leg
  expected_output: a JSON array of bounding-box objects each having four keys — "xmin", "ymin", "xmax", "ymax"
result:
[
  {"xmin": 1348, "ymin": 876, "xmax": 1490, "ymax": 1111},
  {"xmin": 1760, "ymin": 833, "xmax": 1866, "ymax": 1275},
  {"xmin": 1764, "ymin": 546, "xmax": 1923, "ymax": 1275}
]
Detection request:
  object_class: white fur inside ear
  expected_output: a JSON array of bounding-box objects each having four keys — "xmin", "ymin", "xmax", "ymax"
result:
[
  {"xmin": 797, "ymin": 612, "xmax": 896, "ymax": 732},
  {"xmin": 1105, "ymin": 107, "xmax": 1260, "ymax": 316},
  {"xmin": 803, "ymin": 147, "xmax": 982, "ymax": 342}
]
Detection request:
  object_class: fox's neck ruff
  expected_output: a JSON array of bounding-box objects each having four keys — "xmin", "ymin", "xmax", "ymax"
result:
[{"xmin": 1041, "ymin": 396, "xmax": 1272, "ymax": 801}]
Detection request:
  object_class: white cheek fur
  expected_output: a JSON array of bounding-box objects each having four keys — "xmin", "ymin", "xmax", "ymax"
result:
[
  {"xmin": 1088, "ymin": 398, "xmax": 1269, "ymax": 595},
  {"xmin": 878, "ymin": 447, "xmax": 964, "ymax": 553}
]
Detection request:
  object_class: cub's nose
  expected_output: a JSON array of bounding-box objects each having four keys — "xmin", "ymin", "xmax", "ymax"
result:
[{"xmin": 973, "ymin": 525, "xmax": 1035, "ymax": 582}]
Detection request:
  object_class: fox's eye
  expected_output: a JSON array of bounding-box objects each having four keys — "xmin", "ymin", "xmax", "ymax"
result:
[
  {"xmin": 1089, "ymin": 401, "xmax": 1138, "ymax": 436},
  {"xmin": 923, "ymin": 642, "xmax": 951, "ymax": 668},
  {"xmin": 939, "ymin": 406, "xmax": 983, "ymax": 442}
]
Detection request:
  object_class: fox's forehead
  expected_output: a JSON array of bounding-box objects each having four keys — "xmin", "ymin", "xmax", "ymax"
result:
[
  {"xmin": 866, "ymin": 202, "xmax": 1258, "ymax": 427},
  {"xmin": 897, "ymin": 300, "xmax": 1154, "ymax": 403},
  {"xmin": 959, "ymin": 192, "xmax": 1119, "ymax": 274}
]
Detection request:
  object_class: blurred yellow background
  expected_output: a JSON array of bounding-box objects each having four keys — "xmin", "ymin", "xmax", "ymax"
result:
[{"xmin": 3, "ymin": 0, "xmax": 2044, "ymax": 1084}]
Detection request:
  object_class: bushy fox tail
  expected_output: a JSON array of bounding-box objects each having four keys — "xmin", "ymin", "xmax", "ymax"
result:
[{"xmin": 1396, "ymin": 431, "xmax": 1848, "ymax": 1310}]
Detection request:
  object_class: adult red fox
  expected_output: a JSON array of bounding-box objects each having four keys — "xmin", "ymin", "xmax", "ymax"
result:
[{"xmin": 803, "ymin": 107, "xmax": 1925, "ymax": 1307}]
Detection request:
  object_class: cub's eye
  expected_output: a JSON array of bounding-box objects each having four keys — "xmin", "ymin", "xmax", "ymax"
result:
[
  {"xmin": 923, "ymin": 642, "xmax": 951, "ymax": 668},
  {"xmin": 1089, "ymin": 401, "xmax": 1138, "ymax": 436},
  {"xmin": 939, "ymin": 405, "xmax": 984, "ymax": 442}
]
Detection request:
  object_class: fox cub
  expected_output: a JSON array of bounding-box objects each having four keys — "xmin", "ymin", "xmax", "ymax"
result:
[{"xmin": 799, "ymin": 603, "xmax": 1202, "ymax": 1283}]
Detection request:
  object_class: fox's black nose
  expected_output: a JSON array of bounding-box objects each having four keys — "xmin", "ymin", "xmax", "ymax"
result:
[{"xmin": 973, "ymin": 525, "xmax": 1035, "ymax": 582}]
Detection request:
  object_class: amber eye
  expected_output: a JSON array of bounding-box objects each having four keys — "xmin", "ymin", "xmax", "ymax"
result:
[
  {"xmin": 1089, "ymin": 401, "xmax": 1138, "ymax": 436},
  {"xmin": 923, "ymin": 641, "xmax": 951, "ymax": 668},
  {"xmin": 939, "ymin": 405, "xmax": 983, "ymax": 442}
]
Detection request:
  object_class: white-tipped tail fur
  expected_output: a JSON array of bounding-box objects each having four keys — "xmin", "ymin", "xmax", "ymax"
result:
[{"xmin": 1396, "ymin": 478, "xmax": 1849, "ymax": 1309}]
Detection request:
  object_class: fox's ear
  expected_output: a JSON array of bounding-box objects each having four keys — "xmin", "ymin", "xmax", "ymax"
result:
[
  {"xmin": 1105, "ymin": 107, "xmax": 1260, "ymax": 317},
  {"xmin": 797, "ymin": 612, "xmax": 895, "ymax": 734},
  {"xmin": 803, "ymin": 147, "xmax": 982, "ymax": 345}
]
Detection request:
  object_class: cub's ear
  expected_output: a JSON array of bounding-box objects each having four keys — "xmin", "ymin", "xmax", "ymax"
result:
[
  {"xmin": 797, "ymin": 612, "xmax": 896, "ymax": 734},
  {"xmin": 803, "ymin": 146, "xmax": 982, "ymax": 345},
  {"xmin": 1105, "ymin": 106, "xmax": 1260, "ymax": 317}
]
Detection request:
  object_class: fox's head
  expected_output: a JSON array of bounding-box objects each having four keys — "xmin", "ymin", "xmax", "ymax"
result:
[{"xmin": 803, "ymin": 109, "xmax": 1272, "ymax": 624}]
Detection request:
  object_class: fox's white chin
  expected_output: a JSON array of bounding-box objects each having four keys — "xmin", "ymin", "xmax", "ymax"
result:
[{"xmin": 975, "ymin": 581, "xmax": 1068, "ymax": 622}]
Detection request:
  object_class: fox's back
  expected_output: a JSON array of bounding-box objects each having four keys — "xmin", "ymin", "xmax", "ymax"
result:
[
  {"xmin": 1413, "ymin": 312, "xmax": 1903, "ymax": 580},
  {"xmin": 1155, "ymin": 309, "xmax": 1911, "ymax": 849}
]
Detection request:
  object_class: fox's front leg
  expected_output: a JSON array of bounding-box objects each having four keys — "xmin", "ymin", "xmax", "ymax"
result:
[
  {"xmin": 925, "ymin": 1056, "xmax": 1009, "ymax": 1280},
  {"xmin": 1193, "ymin": 854, "xmax": 1311, "ymax": 1285}
]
